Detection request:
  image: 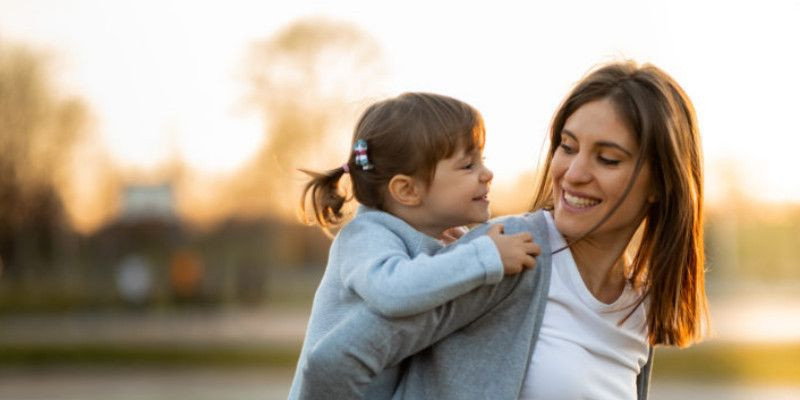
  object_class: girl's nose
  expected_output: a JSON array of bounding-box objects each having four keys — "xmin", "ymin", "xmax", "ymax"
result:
[{"xmin": 480, "ymin": 165, "xmax": 494, "ymax": 183}]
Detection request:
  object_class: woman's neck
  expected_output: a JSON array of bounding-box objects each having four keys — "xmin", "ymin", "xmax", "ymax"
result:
[{"xmin": 567, "ymin": 230, "xmax": 633, "ymax": 304}]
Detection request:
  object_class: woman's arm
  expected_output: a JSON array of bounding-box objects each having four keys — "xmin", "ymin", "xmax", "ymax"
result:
[{"xmin": 338, "ymin": 217, "xmax": 504, "ymax": 317}]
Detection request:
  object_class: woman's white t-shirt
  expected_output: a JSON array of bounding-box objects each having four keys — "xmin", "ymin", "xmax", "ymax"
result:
[{"xmin": 518, "ymin": 212, "xmax": 650, "ymax": 400}]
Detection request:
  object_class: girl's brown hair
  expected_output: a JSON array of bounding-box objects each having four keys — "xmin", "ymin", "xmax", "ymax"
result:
[
  {"xmin": 301, "ymin": 92, "xmax": 485, "ymax": 233},
  {"xmin": 532, "ymin": 61, "xmax": 708, "ymax": 347}
]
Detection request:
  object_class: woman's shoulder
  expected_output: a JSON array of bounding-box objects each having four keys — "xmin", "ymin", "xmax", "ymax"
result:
[
  {"xmin": 461, "ymin": 210, "xmax": 549, "ymax": 242},
  {"xmin": 487, "ymin": 210, "xmax": 548, "ymax": 234}
]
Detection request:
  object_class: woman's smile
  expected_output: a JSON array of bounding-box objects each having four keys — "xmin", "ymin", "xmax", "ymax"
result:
[{"xmin": 562, "ymin": 189, "xmax": 601, "ymax": 209}]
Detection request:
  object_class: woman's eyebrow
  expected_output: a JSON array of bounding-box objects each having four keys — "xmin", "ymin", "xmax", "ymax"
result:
[{"xmin": 562, "ymin": 129, "xmax": 633, "ymax": 157}]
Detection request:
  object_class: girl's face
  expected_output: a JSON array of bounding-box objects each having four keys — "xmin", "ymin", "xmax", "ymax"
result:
[
  {"xmin": 551, "ymin": 98, "xmax": 653, "ymax": 242},
  {"xmin": 416, "ymin": 146, "xmax": 493, "ymax": 236}
]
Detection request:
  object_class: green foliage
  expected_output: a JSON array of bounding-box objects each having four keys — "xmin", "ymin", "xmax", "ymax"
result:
[
  {"xmin": 235, "ymin": 18, "xmax": 387, "ymax": 218},
  {"xmin": 0, "ymin": 42, "xmax": 88, "ymax": 285},
  {"xmin": 0, "ymin": 43, "xmax": 87, "ymax": 220}
]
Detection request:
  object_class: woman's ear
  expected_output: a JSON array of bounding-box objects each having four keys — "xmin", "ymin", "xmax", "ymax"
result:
[{"xmin": 388, "ymin": 174, "xmax": 423, "ymax": 206}]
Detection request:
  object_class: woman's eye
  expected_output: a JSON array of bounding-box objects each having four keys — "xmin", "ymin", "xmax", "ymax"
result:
[
  {"xmin": 598, "ymin": 156, "xmax": 621, "ymax": 166},
  {"xmin": 463, "ymin": 162, "xmax": 474, "ymax": 169},
  {"xmin": 559, "ymin": 144, "xmax": 576, "ymax": 154}
]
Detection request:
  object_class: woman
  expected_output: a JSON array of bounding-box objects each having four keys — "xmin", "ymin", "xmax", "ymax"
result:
[{"xmin": 294, "ymin": 60, "xmax": 708, "ymax": 400}]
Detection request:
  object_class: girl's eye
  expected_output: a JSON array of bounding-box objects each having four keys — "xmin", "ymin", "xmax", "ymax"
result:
[
  {"xmin": 598, "ymin": 156, "xmax": 621, "ymax": 166},
  {"xmin": 463, "ymin": 162, "xmax": 475, "ymax": 169},
  {"xmin": 559, "ymin": 144, "xmax": 576, "ymax": 154}
]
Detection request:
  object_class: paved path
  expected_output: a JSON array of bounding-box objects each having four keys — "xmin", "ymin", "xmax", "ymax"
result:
[
  {"xmin": 0, "ymin": 366, "xmax": 294, "ymax": 400},
  {"xmin": 1, "ymin": 366, "xmax": 799, "ymax": 400}
]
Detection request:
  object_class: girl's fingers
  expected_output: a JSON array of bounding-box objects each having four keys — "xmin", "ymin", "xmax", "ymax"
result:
[
  {"xmin": 513, "ymin": 232, "xmax": 533, "ymax": 242},
  {"xmin": 522, "ymin": 255, "xmax": 537, "ymax": 269},
  {"xmin": 525, "ymin": 243, "xmax": 541, "ymax": 255}
]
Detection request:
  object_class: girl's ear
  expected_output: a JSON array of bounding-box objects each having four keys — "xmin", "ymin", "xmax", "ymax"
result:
[{"xmin": 388, "ymin": 174, "xmax": 423, "ymax": 206}]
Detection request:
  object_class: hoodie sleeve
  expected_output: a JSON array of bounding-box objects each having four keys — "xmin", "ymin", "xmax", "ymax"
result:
[{"xmin": 336, "ymin": 218, "xmax": 503, "ymax": 318}]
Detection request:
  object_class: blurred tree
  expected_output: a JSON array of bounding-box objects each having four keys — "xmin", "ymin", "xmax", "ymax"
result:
[
  {"xmin": 0, "ymin": 42, "xmax": 88, "ymax": 282},
  {"xmin": 229, "ymin": 17, "xmax": 387, "ymax": 220}
]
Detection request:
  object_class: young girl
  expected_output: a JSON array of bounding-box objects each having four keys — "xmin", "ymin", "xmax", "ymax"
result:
[{"xmin": 288, "ymin": 92, "xmax": 540, "ymax": 399}]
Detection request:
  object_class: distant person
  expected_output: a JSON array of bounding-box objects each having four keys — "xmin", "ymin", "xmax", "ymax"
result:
[
  {"xmin": 296, "ymin": 61, "xmax": 709, "ymax": 400},
  {"xmin": 115, "ymin": 254, "xmax": 153, "ymax": 306},
  {"xmin": 288, "ymin": 92, "xmax": 541, "ymax": 398}
]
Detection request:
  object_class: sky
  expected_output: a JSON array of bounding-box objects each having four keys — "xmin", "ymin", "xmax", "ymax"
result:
[{"xmin": 1, "ymin": 0, "xmax": 799, "ymax": 204}]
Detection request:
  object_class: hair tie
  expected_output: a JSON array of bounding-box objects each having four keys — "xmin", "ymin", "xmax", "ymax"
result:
[
  {"xmin": 354, "ymin": 139, "xmax": 373, "ymax": 170},
  {"xmin": 342, "ymin": 163, "xmax": 350, "ymax": 173}
]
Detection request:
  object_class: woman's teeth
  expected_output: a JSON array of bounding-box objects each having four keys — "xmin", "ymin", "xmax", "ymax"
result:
[{"xmin": 564, "ymin": 192, "xmax": 600, "ymax": 208}]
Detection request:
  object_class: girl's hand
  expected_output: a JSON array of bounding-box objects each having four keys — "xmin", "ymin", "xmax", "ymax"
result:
[{"xmin": 486, "ymin": 224, "xmax": 540, "ymax": 275}]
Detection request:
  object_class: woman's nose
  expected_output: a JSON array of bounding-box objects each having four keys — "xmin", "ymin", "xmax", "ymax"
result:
[{"xmin": 563, "ymin": 156, "xmax": 591, "ymax": 183}]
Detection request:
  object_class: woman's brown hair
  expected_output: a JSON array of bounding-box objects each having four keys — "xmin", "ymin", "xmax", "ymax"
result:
[
  {"xmin": 532, "ymin": 61, "xmax": 708, "ymax": 347},
  {"xmin": 300, "ymin": 92, "xmax": 485, "ymax": 234}
]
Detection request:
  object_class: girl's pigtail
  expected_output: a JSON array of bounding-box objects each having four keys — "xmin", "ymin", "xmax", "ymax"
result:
[{"xmin": 299, "ymin": 165, "xmax": 350, "ymax": 236}]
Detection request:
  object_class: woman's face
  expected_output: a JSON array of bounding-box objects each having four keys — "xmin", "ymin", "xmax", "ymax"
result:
[{"xmin": 551, "ymin": 98, "xmax": 653, "ymax": 242}]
